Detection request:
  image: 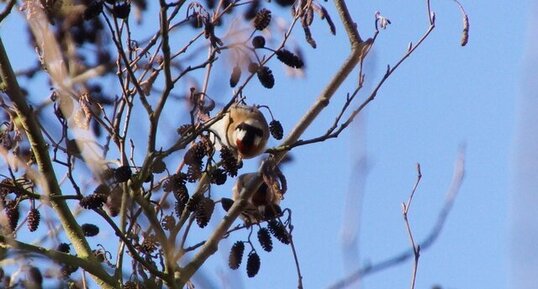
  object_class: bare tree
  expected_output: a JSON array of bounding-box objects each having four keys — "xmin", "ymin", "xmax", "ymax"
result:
[{"xmin": 0, "ymin": 0, "xmax": 468, "ymax": 288}]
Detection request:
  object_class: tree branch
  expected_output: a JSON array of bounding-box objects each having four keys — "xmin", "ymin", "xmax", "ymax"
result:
[
  {"xmin": 0, "ymin": 235, "xmax": 114, "ymax": 284},
  {"xmin": 0, "ymin": 37, "xmax": 117, "ymax": 289},
  {"xmin": 327, "ymin": 148, "xmax": 465, "ymax": 289}
]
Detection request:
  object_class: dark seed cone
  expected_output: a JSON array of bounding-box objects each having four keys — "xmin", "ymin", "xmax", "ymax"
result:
[
  {"xmin": 228, "ymin": 241, "xmax": 245, "ymax": 270},
  {"xmin": 276, "ymin": 49, "xmax": 304, "ymax": 69},
  {"xmin": 252, "ymin": 36, "xmax": 266, "ymax": 48},
  {"xmin": 141, "ymin": 235, "xmax": 158, "ymax": 253},
  {"xmin": 269, "ymin": 120, "xmax": 284, "ymax": 140},
  {"xmin": 195, "ymin": 197, "xmax": 215, "ymax": 228},
  {"xmin": 162, "ymin": 215, "xmax": 176, "ymax": 231},
  {"xmin": 174, "ymin": 189, "xmax": 190, "ymax": 217},
  {"xmin": 163, "ymin": 173, "xmax": 187, "ymax": 193},
  {"xmin": 268, "ymin": 219, "xmax": 290, "ymax": 244},
  {"xmin": 246, "ymin": 251, "xmax": 261, "ymax": 277},
  {"xmin": 230, "ymin": 65, "xmax": 241, "ymax": 88},
  {"xmin": 274, "ymin": 0, "xmax": 294, "ymax": 7},
  {"xmin": 151, "ymin": 159, "xmax": 167, "ymax": 174},
  {"xmin": 81, "ymin": 223, "xmax": 100, "ymax": 237},
  {"xmin": 253, "ymin": 8, "xmax": 271, "ymax": 30},
  {"xmin": 80, "ymin": 193, "xmax": 107, "ymax": 210},
  {"xmin": 184, "ymin": 142, "xmax": 206, "ymax": 166},
  {"xmin": 190, "ymin": 12, "xmax": 203, "ymax": 28},
  {"xmin": 186, "ymin": 193, "xmax": 203, "ymax": 212},
  {"xmin": 257, "ymin": 66, "xmax": 275, "ymax": 89},
  {"xmin": 83, "ymin": 0, "xmax": 104, "ymax": 20},
  {"xmin": 61, "ymin": 265, "xmax": 78, "ymax": 277},
  {"xmin": 27, "ymin": 208, "xmax": 40, "ymax": 232},
  {"xmin": 186, "ymin": 164, "xmax": 202, "ymax": 182},
  {"xmin": 244, "ymin": 0, "xmax": 259, "ymax": 20},
  {"xmin": 0, "ymin": 179, "xmax": 14, "ymax": 198},
  {"xmin": 257, "ymin": 228, "xmax": 273, "ymax": 252},
  {"xmin": 221, "ymin": 146, "xmax": 241, "ymax": 177},
  {"xmin": 93, "ymin": 184, "xmax": 111, "ymax": 196},
  {"xmin": 210, "ymin": 168, "xmax": 227, "ymax": 185},
  {"xmin": 112, "ymin": 2, "xmax": 131, "ymax": 19},
  {"xmin": 221, "ymin": 198, "xmax": 234, "ymax": 212},
  {"xmin": 5, "ymin": 204, "xmax": 19, "ymax": 232},
  {"xmin": 200, "ymin": 135, "xmax": 215, "ymax": 156},
  {"xmin": 173, "ymin": 183, "xmax": 189, "ymax": 202},
  {"xmin": 114, "ymin": 165, "xmax": 132, "ymax": 183},
  {"xmin": 57, "ymin": 243, "xmax": 71, "ymax": 253}
]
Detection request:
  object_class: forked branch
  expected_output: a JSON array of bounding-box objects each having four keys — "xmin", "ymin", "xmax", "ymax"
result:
[{"xmin": 328, "ymin": 148, "xmax": 465, "ymax": 289}]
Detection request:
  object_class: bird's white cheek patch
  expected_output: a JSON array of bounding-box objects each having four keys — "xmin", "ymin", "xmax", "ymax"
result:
[{"xmin": 235, "ymin": 129, "xmax": 247, "ymax": 141}]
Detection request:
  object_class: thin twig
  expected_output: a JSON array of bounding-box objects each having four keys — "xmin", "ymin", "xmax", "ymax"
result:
[
  {"xmin": 402, "ymin": 163, "xmax": 422, "ymax": 289},
  {"xmin": 327, "ymin": 148, "xmax": 465, "ymax": 289},
  {"xmin": 283, "ymin": 212, "xmax": 304, "ymax": 289},
  {"xmin": 273, "ymin": 15, "xmax": 435, "ymax": 152}
]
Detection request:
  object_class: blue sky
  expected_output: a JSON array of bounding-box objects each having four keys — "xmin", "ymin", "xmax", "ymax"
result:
[
  {"xmin": 227, "ymin": 1, "xmax": 528, "ymax": 288},
  {"xmin": 0, "ymin": 1, "xmax": 532, "ymax": 288}
]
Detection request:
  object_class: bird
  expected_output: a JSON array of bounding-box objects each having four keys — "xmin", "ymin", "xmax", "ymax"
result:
[
  {"xmin": 211, "ymin": 104, "xmax": 269, "ymax": 159},
  {"xmin": 232, "ymin": 173, "xmax": 282, "ymax": 224}
]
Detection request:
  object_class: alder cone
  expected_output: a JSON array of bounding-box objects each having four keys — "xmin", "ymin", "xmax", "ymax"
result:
[
  {"xmin": 269, "ymin": 120, "xmax": 283, "ymax": 140},
  {"xmin": 276, "ymin": 49, "xmax": 304, "ymax": 69},
  {"xmin": 114, "ymin": 165, "xmax": 132, "ymax": 183},
  {"xmin": 221, "ymin": 198, "xmax": 234, "ymax": 212},
  {"xmin": 195, "ymin": 197, "xmax": 215, "ymax": 228},
  {"xmin": 81, "ymin": 223, "xmax": 99, "ymax": 237},
  {"xmin": 80, "ymin": 193, "xmax": 107, "ymax": 210},
  {"xmin": 253, "ymin": 8, "xmax": 271, "ymax": 30},
  {"xmin": 257, "ymin": 66, "xmax": 275, "ymax": 89},
  {"xmin": 229, "ymin": 241, "xmax": 245, "ymax": 270},
  {"xmin": 27, "ymin": 208, "xmax": 40, "ymax": 232},
  {"xmin": 5, "ymin": 204, "xmax": 19, "ymax": 232},
  {"xmin": 246, "ymin": 251, "xmax": 261, "ymax": 277},
  {"xmin": 268, "ymin": 219, "xmax": 290, "ymax": 244},
  {"xmin": 57, "ymin": 243, "xmax": 70, "ymax": 253},
  {"xmin": 258, "ymin": 227, "xmax": 273, "ymax": 252}
]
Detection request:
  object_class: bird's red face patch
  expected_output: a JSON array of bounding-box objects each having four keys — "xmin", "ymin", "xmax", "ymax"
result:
[
  {"xmin": 234, "ymin": 123, "xmax": 264, "ymax": 157},
  {"xmin": 236, "ymin": 139, "xmax": 254, "ymax": 156}
]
